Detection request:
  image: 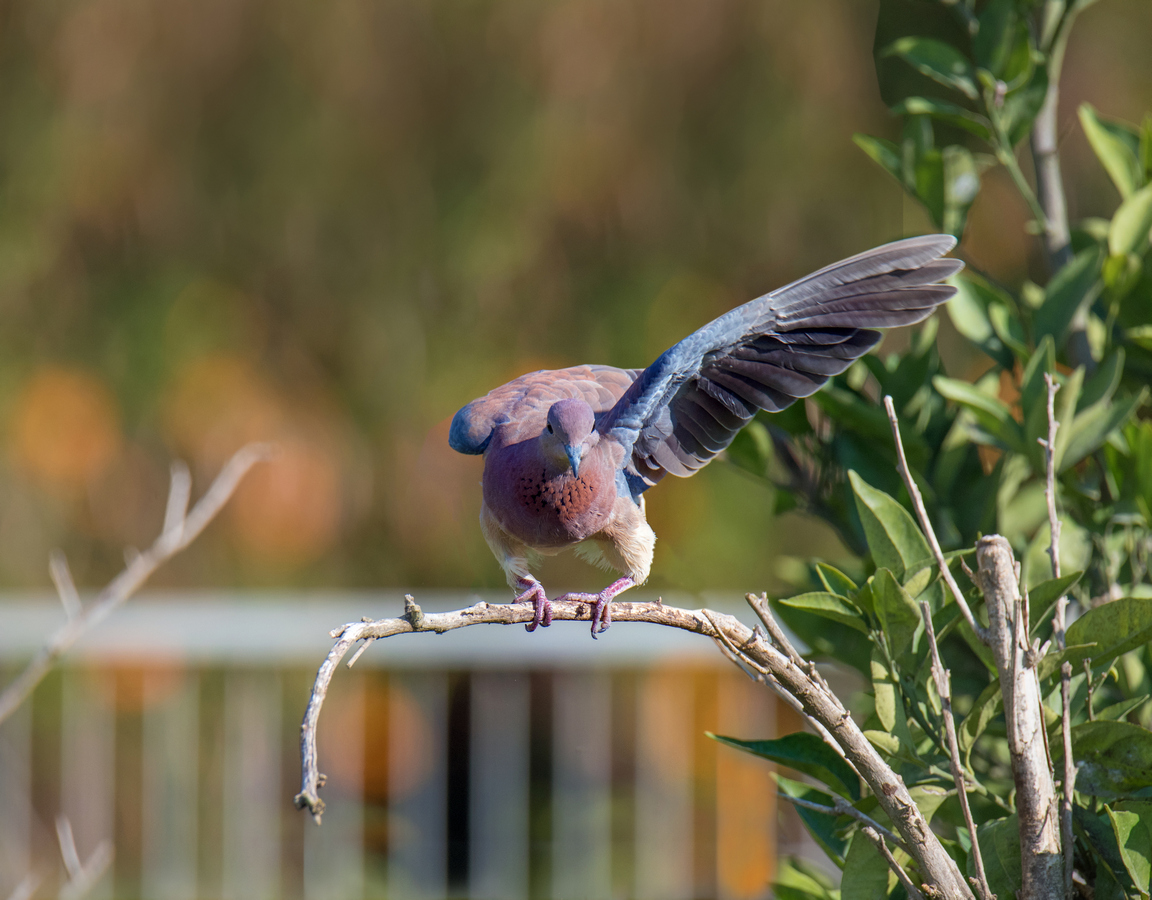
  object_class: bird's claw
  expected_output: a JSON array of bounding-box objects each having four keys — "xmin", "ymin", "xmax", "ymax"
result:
[
  {"xmin": 557, "ymin": 576, "xmax": 635, "ymax": 638},
  {"xmin": 514, "ymin": 580, "xmax": 552, "ymax": 631}
]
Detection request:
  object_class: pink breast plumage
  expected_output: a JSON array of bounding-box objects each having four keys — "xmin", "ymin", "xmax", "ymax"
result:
[{"xmin": 517, "ymin": 468, "xmax": 598, "ymax": 523}]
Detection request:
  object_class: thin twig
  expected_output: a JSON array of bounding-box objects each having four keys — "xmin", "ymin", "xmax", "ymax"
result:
[
  {"xmin": 779, "ymin": 794, "xmax": 907, "ymax": 854},
  {"xmin": 0, "ymin": 443, "xmax": 273, "ymax": 726},
  {"xmin": 4, "ymin": 877, "xmax": 38, "ymax": 900},
  {"xmin": 884, "ymin": 396, "xmax": 989, "ymax": 642},
  {"xmin": 921, "ymin": 601, "xmax": 995, "ymax": 900},
  {"xmin": 707, "ymin": 608, "xmax": 862, "ymax": 778},
  {"xmin": 861, "ymin": 826, "xmax": 925, "ymax": 900},
  {"xmin": 48, "ymin": 551, "xmax": 81, "ymax": 620},
  {"xmin": 54, "ymin": 816, "xmax": 114, "ymax": 900},
  {"xmin": 1040, "ymin": 373, "xmax": 1076, "ymax": 900}
]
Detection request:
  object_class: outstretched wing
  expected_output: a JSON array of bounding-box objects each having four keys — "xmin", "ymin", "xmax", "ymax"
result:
[
  {"xmin": 601, "ymin": 235, "xmax": 962, "ymax": 487},
  {"xmin": 449, "ymin": 364, "xmax": 642, "ymax": 454}
]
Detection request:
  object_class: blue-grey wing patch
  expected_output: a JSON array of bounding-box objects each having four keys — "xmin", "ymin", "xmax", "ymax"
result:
[
  {"xmin": 602, "ymin": 235, "xmax": 962, "ymax": 486},
  {"xmin": 449, "ymin": 364, "xmax": 642, "ymax": 454}
]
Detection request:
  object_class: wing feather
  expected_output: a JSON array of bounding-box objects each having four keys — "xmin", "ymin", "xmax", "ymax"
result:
[{"xmin": 601, "ymin": 235, "xmax": 960, "ymax": 488}]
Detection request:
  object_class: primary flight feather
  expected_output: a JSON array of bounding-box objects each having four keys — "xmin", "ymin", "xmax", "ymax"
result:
[{"xmin": 450, "ymin": 235, "xmax": 962, "ymax": 635}]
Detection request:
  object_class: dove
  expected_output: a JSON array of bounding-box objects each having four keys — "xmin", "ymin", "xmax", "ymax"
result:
[{"xmin": 449, "ymin": 235, "xmax": 961, "ymax": 636}]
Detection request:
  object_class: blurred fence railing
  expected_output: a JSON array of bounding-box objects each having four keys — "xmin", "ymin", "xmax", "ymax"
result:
[{"xmin": 0, "ymin": 592, "xmax": 794, "ymax": 900}]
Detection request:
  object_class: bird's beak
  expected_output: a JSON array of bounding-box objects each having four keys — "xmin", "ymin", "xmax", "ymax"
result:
[{"xmin": 566, "ymin": 445, "xmax": 581, "ymax": 477}]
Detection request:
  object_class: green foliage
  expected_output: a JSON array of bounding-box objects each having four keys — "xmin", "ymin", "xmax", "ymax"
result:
[{"xmin": 719, "ymin": 4, "xmax": 1152, "ymax": 896}]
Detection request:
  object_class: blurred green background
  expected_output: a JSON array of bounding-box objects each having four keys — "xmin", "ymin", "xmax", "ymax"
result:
[{"xmin": 0, "ymin": 0, "xmax": 1149, "ymax": 597}]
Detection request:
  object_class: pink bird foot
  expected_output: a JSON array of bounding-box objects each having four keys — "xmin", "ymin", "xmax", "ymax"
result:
[
  {"xmin": 515, "ymin": 578, "xmax": 553, "ymax": 632},
  {"xmin": 557, "ymin": 576, "xmax": 636, "ymax": 638}
]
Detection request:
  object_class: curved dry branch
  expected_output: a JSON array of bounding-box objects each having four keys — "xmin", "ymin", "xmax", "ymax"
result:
[
  {"xmin": 295, "ymin": 593, "xmax": 975, "ymax": 900},
  {"xmin": 0, "ymin": 443, "xmax": 273, "ymax": 726}
]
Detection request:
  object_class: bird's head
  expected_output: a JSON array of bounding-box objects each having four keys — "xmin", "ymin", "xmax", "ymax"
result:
[{"xmin": 542, "ymin": 398, "xmax": 597, "ymax": 477}]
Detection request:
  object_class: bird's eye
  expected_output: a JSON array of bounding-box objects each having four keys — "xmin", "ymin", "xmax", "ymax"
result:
[{"xmin": 546, "ymin": 424, "xmax": 553, "ymax": 434}]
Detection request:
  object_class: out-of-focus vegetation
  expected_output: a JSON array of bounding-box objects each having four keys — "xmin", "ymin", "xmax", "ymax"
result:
[{"xmin": 0, "ymin": 0, "xmax": 1149, "ymax": 596}]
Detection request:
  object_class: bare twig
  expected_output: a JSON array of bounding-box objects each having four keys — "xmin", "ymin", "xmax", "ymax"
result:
[
  {"xmin": 0, "ymin": 443, "xmax": 273, "ymax": 726},
  {"xmin": 921, "ymin": 601, "xmax": 995, "ymax": 900},
  {"xmin": 862, "ymin": 826, "xmax": 925, "ymax": 900},
  {"xmin": 977, "ymin": 537, "xmax": 1063, "ymax": 900},
  {"xmin": 884, "ymin": 396, "xmax": 989, "ymax": 642},
  {"xmin": 296, "ymin": 593, "xmax": 977, "ymax": 900},
  {"xmin": 55, "ymin": 816, "xmax": 114, "ymax": 900},
  {"xmin": 4, "ymin": 877, "xmax": 38, "ymax": 900},
  {"xmin": 48, "ymin": 551, "xmax": 81, "ymax": 620},
  {"xmin": 779, "ymin": 794, "xmax": 907, "ymax": 854},
  {"xmin": 1040, "ymin": 373, "xmax": 1076, "ymax": 900}
]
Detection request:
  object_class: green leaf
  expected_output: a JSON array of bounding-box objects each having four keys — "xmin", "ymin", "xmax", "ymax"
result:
[
  {"xmin": 871, "ymin": 568, "xmax": 921, "ymax": 659},
  {"xmin": 774, "ymin": 774, "xmax": 850, "ymax": 866},
  {"xmin": 1066, "ymin": 597, "xmax": 1152, "ymax": 671},
  {"xmin": 1067, "ymin": 721, "xmax": 1152, "ymax": 799},
  {"xmin": 842, "ymin": 829, "xmax": 895, "ymax": 900},
  {"xmin": 1096, "ymin": 695, "xmax": 1151, "ymax": 723},
  {"xmin": 1080, "ymin": 103, "xmax": 1145, "ymax": 198},
  {"xmin": 1028, "ymin": 570, "xmax": 1085, "ymax": 635},
  {"xmin": 848, "ymin": 471, "xmax": 931, "ymax": 579},
  {"xmin": 871, "ymin": 647, "xmax": 899, "ymax": 732},
  {"xmin": 914, "ymin": 147, "xmax": 946, "ymax": 227},
  {"xmin": 883, "ymin": 37, "xmax": 979, "ymax": 100},
  {"xmin": 933, "ymin": 376, "xmax": 1023, "ymax": 450},
  {"xmin": 777, "ymin": 592, "xmax": 871, "ymax": 634},
  {"xmin": 1063, "ymin": 388, "xmax": 1149, "ymax": 471},
  {"xmin": 863, "ymin": 729, "xmax": 900, "ymax": 755},
  {"xmin": 943, "ymin": 144, "xmax": 981, "ymax": 238},
  {"xmin": 1033, "ymin": 247, "xmax": 1104, "ymax": 347},
  {"xmin": 971, "ymin": 815, "xmax": 1023, "ymax": 900},
  {"xmin": 973, "ymin": 0, "xmax": 1018, "ymax": 77},
  {"xmin": 1079, "ymin": 349, "xmax": 1125, "ymax": 411},
  {"xmin": 725, "ymin": 419, "xmax": 772, "ymax": 478},
  {"xmin": 709, "ymin": 731, "xmax": 861, "ymax": 800},
  {"xmin": 1108, "ymin": 802, "xmax": 1152, "ymax": 894},
  {"xmin": 1001, "ymin": 64, "xmax": 1048, "ymax": 146},
  {"xmin": 773, "ymin": 601, "xmax": 873, "ymax": 675},
  {"xmin": 946, "ymin": 275, "xmax": 1015, "ymax": 367},
  {"xmin": 1110, "ymin": 182, "xmax": 1152, "ymax": 257},
  {"xmin": 773, "ymin": 857, "xmax": 840, "ymax": 900},
  {"xmin": 853, "ymin": 133, "xmax": 903, "ymax": 182},
  {"xmin": 815, "ymin": 563, "xmax": 858, "ymax": 597},
  {"xmin": 1074, "ymin": 805, "xmax": 1138, "ymax": 895},
  {"xmin": 891, "ymin": 97, "xmax": 992, "ymax": 141},
  {"xmin": 959, "ymin": 679, "xmax": 1002, "ymax": 763}
]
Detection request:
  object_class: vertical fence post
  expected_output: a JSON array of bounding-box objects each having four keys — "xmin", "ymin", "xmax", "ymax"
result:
[
  {"xmin": 387, "ymin": 673, "xmax": 447, "ymax": 900},
  {"xmin": 223, "ymin": 671, "xmax": 283, "ymax": 900},
  {"xmin": 552, "ymin": 672, "xmax": 612, "ymax": 900},
  {"xmin": 469, "ymin": 673, "xmax": 530, "ymax": 900},
  {"xmin": 141, "ymin": 670, "xmax": 201, "ymax": 900},
  {"xmin": 635, "ymin": 668, "xmax": 695, "ymax": 900}
]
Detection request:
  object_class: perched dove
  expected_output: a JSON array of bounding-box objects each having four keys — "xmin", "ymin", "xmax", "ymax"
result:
[{"xmin": 450, "ymin": 235, "xmax": 962, "ymax": 636}]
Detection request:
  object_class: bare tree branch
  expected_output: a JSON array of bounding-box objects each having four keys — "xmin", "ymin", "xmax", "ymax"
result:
[
  {"xmin": 884, "ymin": 396, "xmax": 989, "ymax": 643},
  {"xmin": 778, "ymin": 793, "xmax": 906, "ymax": 854},
  {"xmin": 862, "ymin": 826, "xmax": 925, "ymax": 900},
  {"xmin": 1039, "ymin": 372, "xmax": 1077, "ymax": 900},
  {"xmin": 976, "ymin": 536, "xmax": 1063, "ymax": 900},
  {"xmin": 4, "ymin": 877, "xmax": 38, "ymax": 900},
  {"xmin": 295, "ymin": 593, "xmax": 976, "ymax": 900},
  {"xmin": 55, "ymin": 816, "xmax": 113, "ymax": 900},
  {"xmin": 920, "ymin": 601, "xmax": 995, "ymax": 900},
  {"xmin": 0, "ymin": 443, "xmax": 273, "ymax": 726}
]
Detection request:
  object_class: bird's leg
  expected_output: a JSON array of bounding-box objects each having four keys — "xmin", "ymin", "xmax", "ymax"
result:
[
  {"xmin": 556, "ymin": 577, "xmax": 636, "ymax": 638},
  {"xmin": 514, "ymin": 577, "xmax": 552, "ymax": 632}
]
